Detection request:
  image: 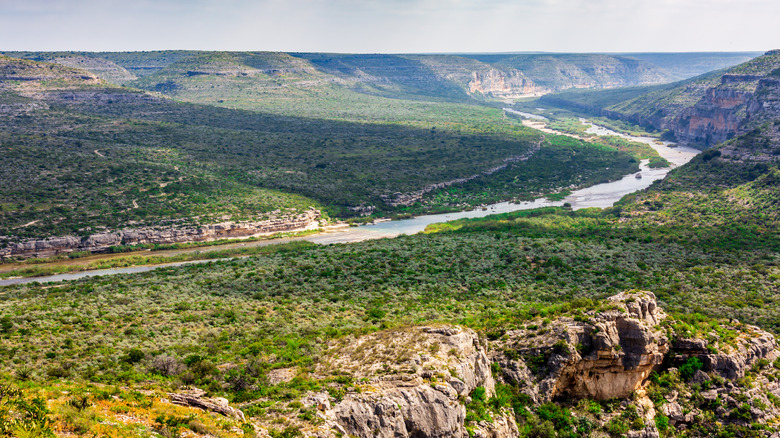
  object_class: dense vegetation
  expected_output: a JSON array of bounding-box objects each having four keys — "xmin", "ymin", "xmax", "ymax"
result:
[
  {"xmin": 2, "ymin": 114, "xmax": 779, "ymax": 432},
  {"xmin": 0, "ymin": 50, "xmax": 777, "ymax": 437},
  {"xmin": 0, "ymin": 56, "xmax": 643, "ymax": 246},
  {"xmin": 1, "ymin": 191, "xmax": 779, "ymax": 435}
]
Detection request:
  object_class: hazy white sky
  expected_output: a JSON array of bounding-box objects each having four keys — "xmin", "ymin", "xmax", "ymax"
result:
[{"xmin": 1, "ymin": 0, "xmax": 777, "ymax": 53}]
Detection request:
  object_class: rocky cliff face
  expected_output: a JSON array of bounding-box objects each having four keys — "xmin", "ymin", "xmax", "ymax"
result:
[
  {"xmin": 468, "ymin": 69, "xmax": 548, "ymax": 98},
  {"xmin": 664, "ymin": 72, "xmax": 780, "ymax": 147},
  {"xmin": 317, "ymin": 326, "xmax": 499, "ymax": 438},
  {"xmin": 597, "ymin": 51, "xmax": 780, "ymax": 148},
  {"xmin": 668, "ymin": 75, "xmax": 758, "ymax": 145},
  {"xmin": 252, "ymin": 291, "xmax": 780, "ymax": 438},
  {"xmin": 493, "ymin": 291, "xmax": 669, "ymax": 403},
  {"xmin": 0, "ymin": 55, "xmax": 100, "ymax": 84},
  {"xmin": 0, "ymin": 209, "xmax": 321, "ymax": 259}
]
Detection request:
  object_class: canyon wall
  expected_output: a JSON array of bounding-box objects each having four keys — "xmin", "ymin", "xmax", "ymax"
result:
[{"xmin": 0, "ymin": 209, "xmax": 321, "ymax": 260}]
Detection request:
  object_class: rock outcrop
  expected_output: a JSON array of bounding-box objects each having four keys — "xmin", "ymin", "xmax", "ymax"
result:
[
  {"xmin": 669, "ymin": 75, "xmax": 757, "ymax": 146},
  {"xmin": 250, "ymin": 292, "xmax": 780, "ymax": 437},
  {"xmin": 318, "ymin": 326, "xmax": 496, "ymax": 438},
  {"xmin": 672, "ymin": 324, "xmax": 777, "ymax": 380},
  {"xmin": 0, "ymin": 208, "xmax": 321, "ymax": 259},
  {"xmin": 468, "ymin": 69, "xmax": 548, "ymax": 98},
  {"xmin": 493, "ymin": 291, "xmax": 669, "ymax": 402},
  {"xmin": 168, "ymin": 388, "xmax": 245, "ymax": 421}
]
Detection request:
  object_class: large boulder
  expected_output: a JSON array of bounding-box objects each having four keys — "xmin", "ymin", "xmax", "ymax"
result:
[
  {"xmin": 319, "ymin": 325, "xmax": 494, "ymax": 438},
  {"xmin": 493, "ymin": 291, "xmax": 669, "ymax": 402}
]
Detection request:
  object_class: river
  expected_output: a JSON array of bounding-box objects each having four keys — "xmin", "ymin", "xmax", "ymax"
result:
[{"xmin": 0, "ymin": 122, "xmax": 699, "ymax": 287}]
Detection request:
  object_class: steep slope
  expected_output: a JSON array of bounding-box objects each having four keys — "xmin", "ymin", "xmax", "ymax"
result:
[
  {"xmin": 615, "ymin": 120, "xmax": 780, "ymax": 242},
  {"xmin": 130, "ymin": 51, "xmax": 677, "ymax": 103},
  {"xmin": 0, "ymin": 56, "xmax": 325, "ymax": 255},
  {"xmin": 484, "ymin": 53, "xmax": 672, "ymax": 91},
  {"xmin": 542, "ymin": 50, "xmax": 780, "ymax": 147},
  {"xmin": 623, "ymin": 51, "xmax": 760, "ymax": 81}
]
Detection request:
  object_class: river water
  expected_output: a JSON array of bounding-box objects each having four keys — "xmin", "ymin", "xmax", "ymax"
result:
[{"xmin": 0, "ymin": 122, "xmax": 699, "ymax": 287}]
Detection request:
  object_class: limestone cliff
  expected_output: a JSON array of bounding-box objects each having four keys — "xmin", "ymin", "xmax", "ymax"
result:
[
  {"xmin": 468, "ymin": 69, "xmax": 548, "ymax": 98},
  {"xmin": 320, "ymin": 326, "xmax": 497, "ymax": 438},
  {"xmin": 596, "ymin": 50, "xmax": 780, "ymax": 148},
  {"xmin": 492, "ymin": 291, "xmax": 669, "ymax": 403},
  {"xmin": 668, "ymin": 75, "xmax": 759, "ymax": 145},
  {"xmin": 248, "ymin": 291, "xmax": 780, "ymax": 438},
  {"xmin": 0, "ymin": 209, "xmax": 321, "ymax": 259}
]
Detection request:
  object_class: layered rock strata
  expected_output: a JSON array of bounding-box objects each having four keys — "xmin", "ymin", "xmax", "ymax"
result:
[
  {"xmin": 0, "ymin": 208, "xmax": 321, "ymax": 259},
  {"xmin": 468, "ymin": 69, "xmax": 548, "ymax": 98},
  {"xmin": 493, "ymin": 291, "xmax": 669, "ymax": 403},
  {"xmin": 317, "ymin": 326, "xmax": 499, "ymax": 438}
]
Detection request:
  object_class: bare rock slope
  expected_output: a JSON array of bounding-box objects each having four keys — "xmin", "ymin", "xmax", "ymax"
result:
[
  {"xmin": 0, "ymin": 209, "xmax": 321, "ymax": 259},
  {"xmin": 320, "ymin": 326, "xmax": 499, "ymax": 438}
]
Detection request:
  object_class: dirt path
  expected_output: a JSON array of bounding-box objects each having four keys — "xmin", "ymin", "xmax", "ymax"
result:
[
  {"xmin": 14, "ymin": 220, "xmax": 39, "ymax": 229},
  {"xmin": 94, "ymin": 149, "xmax": 105, "ymax": 158}
]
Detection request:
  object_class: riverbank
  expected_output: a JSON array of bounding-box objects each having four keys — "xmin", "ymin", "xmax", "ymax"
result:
[{"xmin": 0, "ymin": 120, "xmax": 699, "ymax": 286}]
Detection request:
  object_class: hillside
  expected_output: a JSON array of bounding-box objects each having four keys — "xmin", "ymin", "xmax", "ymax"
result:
[
  {"xmin": 613, "ymin": 120, "xmax": 780, "ymax": 243},
  {"xmin": 2, "ymin": 195, "xmax": 780, "ymax": 436},
  {"xmin": 0, "ymin": 55, "xmax": 643, "ymax": 257},
  {"xmin": 2, "ymin": 51, "xmax": 756, "ymax": 111},
  {"xmin": 623, "ymin": 52, "xmax": 760, "ymax": 81},
  {"xmin": 541, "ymin": 50, "xmax": 780, "ymax": 147},
  {"xmin": 3, "ymin": 81, "xmax": 780, "ymax": 437},
  {"xmin": 462, "ymin": 53, "xmax": 671, "ymax": 91}
]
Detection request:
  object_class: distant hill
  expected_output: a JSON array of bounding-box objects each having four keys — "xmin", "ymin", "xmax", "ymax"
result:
[
  {"xmin": 2, "ymin": 51, "xmax": 757, "ymax": 110},
  {"xmin": 620, "ymin": 52, "xmax": 760, "ymax": 81},
  {"xmin": 541, "ymin": 50, "xmax": 780, "ymax": 147}
]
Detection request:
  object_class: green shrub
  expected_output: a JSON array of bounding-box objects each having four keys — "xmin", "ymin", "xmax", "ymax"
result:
[
  {"xmin": 679, "ymin": 357, "xmax": 704, "ymax": 381},
  {"xmin": 465, "ymin": 386, "xmax": 492, "ymax": 423},
  {"xmin": 655, "ymin": 414, "xmax": 670, "ymax": 433},
  {"xmin": 606, "ymin": 417, "xmax": 629, "ymax": 436}
]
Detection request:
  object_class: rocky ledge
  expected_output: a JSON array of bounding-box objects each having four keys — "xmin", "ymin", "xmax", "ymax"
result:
[
  {"xmin": 492, "ymin": 291, "xmax": 669, "ymax": 403},
  {"xmin": 318, "ymin": 325, "xmax": 503, "ymax": 438},
  {"xmin": 247, "ymin": 291, "xmax": 780, "ymax": 437},
  {"xmin": 0, "ymin": 208, "xmax": 321, "ymax": 260}
]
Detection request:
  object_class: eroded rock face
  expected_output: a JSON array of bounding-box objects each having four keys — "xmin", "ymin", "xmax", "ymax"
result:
[
  {"xmin": 469, "ymin": 409, "xmax": 520, "ymax": 438},
  {"xmin": 320, "ymin": 326, "xmax": 495, "ymax": 438},
  {"xmin": 278, "ymin": 291, "xmax": 780, "ymax": 437},
  {"xmin": 0, "ymin": 208, "xmax": 321, "ymax": 259},
  {"xmin": 168, "ymin": 388, "xmax": 245, "ymax": 421},
  {"xmin": 468, "ymin": 69, "xmax": 547, "ymax": 98},
  {"xmin": 672, "ymin": 325, "xmax": 778, "ymax": 380},
  {"xmin": 671, "ymin": 81, "xmax": 755, "ymax": 146},
  {"xmin": 493, "ymin": 291, "xmax": 669, "ymax": 402}
]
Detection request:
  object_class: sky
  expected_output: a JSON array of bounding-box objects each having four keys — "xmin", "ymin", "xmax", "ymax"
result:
[{"xmin": 0, "ymin": 0, "xmax": 777, "ymax": 53}]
